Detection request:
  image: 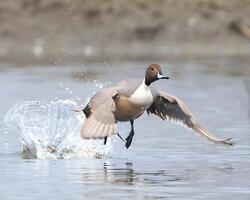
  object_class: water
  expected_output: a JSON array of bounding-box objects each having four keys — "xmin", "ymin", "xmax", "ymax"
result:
[
  {"xmin": 0, "ymin": 60, "xmax": 250, "ymax": 199},
  {"xmin": 4, "ymin": 100, "xmax": 113, "ymax": 159}
]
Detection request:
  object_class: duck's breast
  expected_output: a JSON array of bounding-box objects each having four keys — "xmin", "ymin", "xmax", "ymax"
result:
[
  {"xmin": 129, "ymin": 83, "xmax": 154, "ymax": 106},
  {"xmin": 114, "ymin": 95, "xmax": 148, "ymax": 122}
]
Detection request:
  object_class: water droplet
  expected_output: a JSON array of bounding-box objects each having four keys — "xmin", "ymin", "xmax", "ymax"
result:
[{"xmin": 98, "ymin": 83, "xmax": 104, "ymax": 89}]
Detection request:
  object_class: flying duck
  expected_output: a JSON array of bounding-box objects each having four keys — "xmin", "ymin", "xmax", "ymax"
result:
[{"xmin": 80, "ymin": 64, "xmax": 233, "ymax": 148}]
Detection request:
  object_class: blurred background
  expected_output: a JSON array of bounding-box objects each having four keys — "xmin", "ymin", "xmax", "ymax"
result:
[{"xmin": 0, "ymin": 0, "xmax": 250, "ymax": 64}]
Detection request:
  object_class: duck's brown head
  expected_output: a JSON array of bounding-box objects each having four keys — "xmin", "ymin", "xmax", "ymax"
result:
[{"xmin": 145, "ymin": 64, "xmax": 169, "ymax": 86}]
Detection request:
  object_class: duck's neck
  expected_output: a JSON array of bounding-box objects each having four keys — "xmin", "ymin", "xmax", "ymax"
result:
[
  {"xmin": 142, "ymin": 78, "xmax": 150, "ymax": 88},
  {"xmin": 129, "ymin": 78, "xmax": 153, "ymax": 105},
  {"xmin": 144, "ymin": 77, "xmax": 151, "ymax": 86}
]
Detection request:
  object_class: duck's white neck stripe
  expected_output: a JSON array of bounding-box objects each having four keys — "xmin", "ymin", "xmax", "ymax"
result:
[
  {"xmin": 129, "ymin": 79, "xmax": 153, "ymax": 105},
  {"xmin": 141, "ymin": 78, "xmax": 148, "ymax": 88}
]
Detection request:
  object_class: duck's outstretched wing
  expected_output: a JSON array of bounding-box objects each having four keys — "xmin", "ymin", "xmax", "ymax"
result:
[
  {"xmin": 81, "ymin": 87, "xmax": 118, "ymax": 139},
  {"xmin": 147, "ymin": 91, "xmax": 233, "ymax": 145}
]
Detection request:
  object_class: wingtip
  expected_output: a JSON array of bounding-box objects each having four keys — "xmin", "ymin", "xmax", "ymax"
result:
[{"xmin": 221, "ymin": 138, "xmax": 234, "ymax": 146}]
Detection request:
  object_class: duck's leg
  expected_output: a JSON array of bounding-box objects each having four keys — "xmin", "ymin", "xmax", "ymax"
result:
[
  {"xmin": 104, "ymin": 133, "xmax": 125, "ymax": 145},
  {"xmin": 117, "ymin": 133, "xmax": 125, "ymax": 142},
  {"xmin": 125, "ymin": 120, "xmax": 134, "ymax": 149},
  {"xmin": 104, "ymin": 137, "xmax": 107, "ymax": 145}
]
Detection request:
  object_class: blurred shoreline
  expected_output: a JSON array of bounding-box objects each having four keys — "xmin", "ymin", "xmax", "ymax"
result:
[{"xmin": 0, "ymin": 0, "xmax": 250, "ymax": 65}]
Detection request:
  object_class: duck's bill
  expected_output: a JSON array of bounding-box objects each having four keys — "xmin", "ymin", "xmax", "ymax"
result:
[{"xmin": 157, "ymin": 73, "xmax": 169, "ymax": 79}]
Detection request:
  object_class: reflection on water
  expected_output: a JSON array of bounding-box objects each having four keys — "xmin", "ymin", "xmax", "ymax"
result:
[
  {"xmin": 78, "ymin": 162, "xmax": 189, "ymax": 199},
  {"xmin": 0, "ymin": 60, "xmax": 250, "ymax": 200},
  {"xmin": 81, "ymin": 162, "xmax": 186, "ymax": 186}
]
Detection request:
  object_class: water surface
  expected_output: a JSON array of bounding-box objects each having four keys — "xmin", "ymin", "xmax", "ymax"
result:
[{"xmin": 0, "ymin": 60, "xmax": 250, "ymax": 199}]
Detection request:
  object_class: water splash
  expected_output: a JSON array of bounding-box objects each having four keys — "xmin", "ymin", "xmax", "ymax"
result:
[{"xmin": 4, "ymin": 100, "xmax": 113, "ymax": 159}]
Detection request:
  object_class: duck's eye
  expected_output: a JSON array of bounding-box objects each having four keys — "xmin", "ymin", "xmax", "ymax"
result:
[{"xmin": 150, "ymin": 68, "xmax": 154, "ymax": 71}]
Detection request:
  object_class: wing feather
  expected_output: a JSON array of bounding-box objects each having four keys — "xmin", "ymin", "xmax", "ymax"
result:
[
  {"xmin": 147, "ymin": 91, "xmax": 233, "ymax": 145},
  {"xmin": 81, "ymin": 88, "xmax": 118, "ymax": 139}
]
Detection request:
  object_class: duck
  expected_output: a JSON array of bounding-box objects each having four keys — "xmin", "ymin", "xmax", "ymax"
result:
[{"xmin": 80, "ymin": 64, "xmax": 233, "ymax": 148}]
